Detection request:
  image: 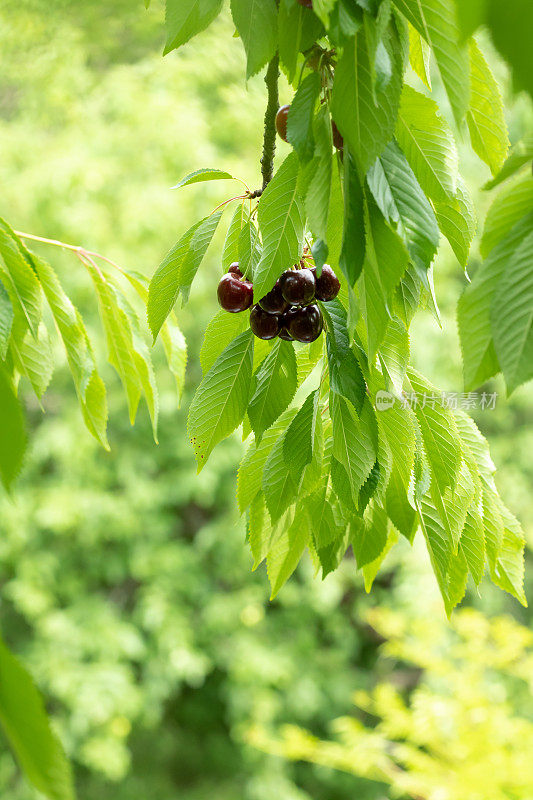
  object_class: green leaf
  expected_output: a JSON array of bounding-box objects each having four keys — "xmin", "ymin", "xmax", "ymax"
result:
[
  {"xmin": 278, "ymin": 0, "xmax": 324, "ymax": 82},
  {"xmin": 434, "ymin": 176, "xmax": 476, "ymax": 267},
  {"xmin": 393, "ymin": 0, "xmax": 470, "ymax": 124},
  {"xmin": 491, "ymin": 228, "xmax": 533, "ymax": 394},
  {"xmin": 408, "ymin": 22, "xmax": 431, "ymax": 89},
  {"xmin": 454, "ymin": 0, "xmax": 486, "ymax": 39},
  {"xmin": 0, "ymin": 635, "xmax": 74, "ymax": 800},
  {"xmin": 378, "ymin": 316, "xmax": 410, "ymax": 395},
  {"xmin": 486, "ymin": 0, "xmax": 533, "ymax": 101},
  {"xmin": 407, "ymin": 369, "xmax": 462, "ymax": 493},
  {"xmin": 350, "ymin": 503, "xmax": 388, "ymax": 569},
  {"xmin": 396, "ymin": 84, "xmax": 459, "ymax": 202},
  {"xmin": 239, "ymin": 216, "xmax": 262, "ymax": 281},
  {"xmin": 10, "ymin": 320, "xmax": 54, "ymax": 400},
  {"xmin": 0, "ymin": 368, "xmax": 26, "ymax": 491},
  {"xmin": 367, "ymin": 139, "xmax": 440, "ymax": 272},
  {"xmin": 362, "ymin": 525, "xmax": 399, "ymax": 591},
  {"xmin": 458, "ymin": 215, "xmax": 533, "ymax": 389},
  {"xmin": 164, "ymin": 0, "xmax": 223, "ymax": 55},
  {"xmin": 393, "ymin": 265, "xmax": 421, "ymax": 327},
  {"xmin": 460, "ymin": 502, "xmax": 485, "ymax": 584},
  {"xmin": 322, "ymin": 299, "xmax": 366, "ymax": 413},
  {"xmin": 0, "ymin": 221, "xmax": 42, "ymax": 339},
  {"xmin": 188, "ymin": 329, "xmax": 254, "ymax": 470},
  {"xmin": 230, "ymin": 0, "xmax": 278, "ymax": 79},
  {"xmin": 287, "ymin": 72, "xmax": 321, "ymax": 162},
  {"xmin": 253, "ymin": 153, "xmax": 305, "ymax": 301},
  {"xmin": 237, "ymin": 406, "xmax": 298, "ymax": 513},
  {"xmin": 331, "ymin": 19, "xmax": 404, "ymax": 173},
  {"xmin": 283, "ymin": 390, "xmax": 318, "ymax": 482},
  {"xmin": 148, "ymin": 209, "xmax": 223, "ymax": 340},
  {"xmin": 0, "ymin": 278, "xmax": 13, "ymax": 359},
  {"xmin": 339, "ymin": 152, "xmax": 365, "ymax": 286},
  {"xmin": 480, "ymin": 174, "xmax": 533, "ymax": 258},
  {"xmin": 266, "ymin": 502, "xmax": 310, "ymax": 598},
  {"xmin": 31, "ymin": 253, "xmax": 108, "ymax": 447},
  {"xmin": 430, "ymin": 457, "xmax": 475, "ymax": 551},
  {"xmin": 200, "ymin": 309, "xmax": 249, "ymax": 375},
  {"xmin": 331, "ymin": 393, "xmax": 377, "ymax": 506},
  {"xmin": 304, "ymin": 106, "xmax": 333, "ymax": 241},
  {"xmin": 222, "ymin": 203, "xmax": 248, "ymax": 271},
  {"xmin": 263, "ymin": 428, "xmax": 299, "ymax": 523},
  {"xmin": 160, "ymin": 314, "xmax": 187, "ymax": 405},
  {"xmin": 482, "ymin": 488, "xmax": 503, "ymax": 570},
  {"xmin": 484, "ymin": 133, "xmax": 533, "ymax": 190},
  {"xmin": 172, "ymin": 168, "xmax": 235, "ymax": 189},
  {"xmin": 489, "ymin": 499, "xmax": 526, "ymax": 605},
  {"xmin": 248, "ymin": 490, "xmax": 278, "ymax": 569},
  {"xmin": 248, "ymin": 339, "xmax": 298, "ymax": 442},
  {"xmin": 466, "ymin": 39, "xmax": 509, "ymax": 176}
]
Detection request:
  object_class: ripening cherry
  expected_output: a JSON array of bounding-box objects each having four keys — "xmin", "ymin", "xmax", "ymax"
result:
[
  {"xmin": 228, "ymin": 262, "xmax": 243, "ymax": 277},
  {"xmin": 279, "ymin": 268, "xmax": 316, "ymax": 306},
  {"xmin": 312, "ymin": 264, "xmax": 340, "ymax": 301},
  {"xmin": 288, "ymin": 304, "xmax": 323, "ymax": 343},
  {"xmin": 250, "ymin": 305, "xmax": 280, "ymax": 339},
  {"xmin": 217, "ymin": 273, "xmax": 253, "ymax": 313},
  {"xmin": 331, "ymin": 121, "xmax": 343, "ymax": 150},
  {"xmin": 275, "ymin": 105, "xmax": 290, "ymax": 143},
  {"xmin": 259, "ymin": 281, "xmax": 289, "ymax": 315}
]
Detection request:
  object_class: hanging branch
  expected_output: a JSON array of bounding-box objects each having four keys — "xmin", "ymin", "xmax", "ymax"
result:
[{"xmin": 260, "ymin": 52, "xmax": 280, "ymax": 190}]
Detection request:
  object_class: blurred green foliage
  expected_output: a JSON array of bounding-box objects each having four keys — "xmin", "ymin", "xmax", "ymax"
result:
[{"xmin": 0, "ymin": 1, "xmax": 531, "ymax": 798}]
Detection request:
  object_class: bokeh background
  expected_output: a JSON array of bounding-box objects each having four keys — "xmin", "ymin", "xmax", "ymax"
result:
[{"xmin": 0, "ymin": 1, "xmax": 532, "ymax": 797}]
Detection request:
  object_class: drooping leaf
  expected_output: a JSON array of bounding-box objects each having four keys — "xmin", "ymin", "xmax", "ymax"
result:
[
  {"xmin": 10, "ymin": 320, "xmax": 54, "ymax": 401},
  {"xmin": 322, "ymin": 299, "xmax": 366, "ymax": 413},
  {"xmin": 188, "ymin": 329, "xmax": 254, "ymax": 470},
  {"xmin": 350, "ymin": 503, "xmax": 389, "ymax": 569},
  {"xmin": 486, "ymin": 0, "xmax": 533, "ymax": 102},
  {"xmin": 331, "ymin": 393, "xmax": 377, "ymax": 506},
  {"xmin": 466, "ymin": 39, "xmax": 509, "ymax": 176},
  {"xmin": 0, "ymin": 279, "xmax": 13, "ymax": 359},
  {"xmin": 160, "ymin": 314, "xmax": 187, "ymax": 405},
  {"xmin": 248, "ymin": 490, "xmax": 278, "ymax": 569},
  {"xmin": 434, "ymin": 176, "xmax": 476, "ymax": 267},
  {"xmin": 253, "ymin": 153, "xmax": 305, "ymax": 301},
  {"xmin": 239, "ymin": 216, "xmax": 263, "ymax": 281},
  {"xmin": 0, "ymin": 368, "xmax": 26, "ymax": 491},
  {"xmin": 378, "ymin": 316, "xmax": 410, "ymax": 395},
  {"xmin": 0, "ymin": 220, "xmax": 42, "ymax": 339},
  {"xmin": 263, "ymin": 428, "xmax": 299, "ymax": 523},
  {"xmin": 248, "ymin": 339, "xmax": 298, "ymax": 442},
  {"xmin": 339, "ymin": 152, "xmax": 366, "ymax": 285},
  {"xmin": 266, "ymin": 502, "xmax": 311, "ymax": 597},
  {"xmin": 200, "ymin": 309, "xmax": 249, "ymax": 375},
  {"xmin": 172, "ymin": 168, "xmax": 235, "ymax": 189},
  {"xmin": 287, "ymin": 72, "xmax": 321, "ymax": 162},
  {"xmin": 408, "ymin": 22, "xmax": 431, "ymax": 88},
  {"xmin": 278, "ymin": 0, "xmax": 324, "ymax": 82},
  {"xmin": 0, "ymin": 635, "xmax": 74, "ymax": 800},
  {"xmin": 304, "ymin": 106, "xmax": 333, "ymax": 240},
  {"xmin": 230, "ymin": 0, "xmax": 278, "ymax": 79},
  {"xmin": 488, "ymin": 499, "xmax": 527, "ymax": 606},
  {"xmin": 222, "ymin": 203, "xmax": 248, "ymax": 271},
  {"xmin": 362, "ymin": 524, "xmax": 399, "ymax": 591},
  {"xmin": 283, "ymin": 390, "xmax": 318, "ymax": 482},
  {"xmin": 480, "ymin": 174, "xmax": 533, "ymax": 258},
  {"xmin": 164, "ymin": 0, "xmax": 224, "ymax": 55},
  {"xmin": 484, "ymin": 133, "xmax": 533, "ymax": 190}
]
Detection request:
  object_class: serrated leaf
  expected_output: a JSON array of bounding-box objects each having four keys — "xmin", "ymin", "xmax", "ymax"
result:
[
  {"xmin": 222, "ymin": 203, "xmax": 248, "ymax": 271},
  {"xmin": 331, "ymin": 19, "xmax": 404, "ymax": 173},
  {"xmin": 237, "ymin": 406, "xmax": 298, "ymax": 513},
  {"xmin": 248, "ymin": 339, "xmax": 298, "ymax": 442},
  {"xmin": 267, "ymin": 503, "xmax": 310, "ymax": 597},
  {"xmin": 430, "ymin": 457, "xmax": 475, "ymax": 551},
  {"xmin": 490, "ymin": 228, "xmax": 533, "ymax": 394},
  {"xmin": 418, "ymin": 495, "xmax": 453, "ymax": 599},
  {"xmin": 368, "ymin": 139, "xmax": 440, "ymax": 272},
  {"xmin": 378, "ymin": 316, "xmax": 410, "ymax": 395},
  {"xmin": 0, "ymin": 279, "xmax": 13, "ymax": 359},
  {"xmin": 454, "ymin": 408, "xmax": 496, "ymax": 491},
  {"xmin": 230, "ymin": 0, "xmax": 278, "ymax": 78},
  {"xmin": 172, "ymin": 168, "xmax": 235, "ymax": 189},
  {"xmin": 200, "ymin": 309, "xmax": 249, "ymax": 376},
  {"xmin": 466, "ymin": 39, "xmax": 509, "ymax": 176},
  {"xmin": 362, "ymin": 524, "xmax": 399, "ymax": 591},
  {"xmin": 408, "ymin": 22, "xmax": 431, "ymax": 88},
  {"xmin": 484, "ymin": 133, "xmax": 533, "ymax": 190},
  {"xmin": 248, "ymin": 490, "xmax": 278, "ymax": 569},
  {"xmin": 322, "ymin": 299, "xmax": 366, "ymax": 413},
  {"xmin": 408, "ymin": 369, "xmax": 462, "ymax": 493},
  {"xmin": 283, "ymin": 390, "xmax": 318, "ymax": 481},
  {"xmin": 489, "ymin": 499, "xmax": 526, "ymax": 605},
  {"xmin": 188, "ymin": 329, "xmax": 254, "ymax": 470},
  {"xmin": 0, "ymin": 368, "xmax": 26, "ymax": 491},
  {"xmin": 482, "ymin": 488, "xmax": 503, "ymax": 571},
  {"xmin": 304, "ymin": 106, "xmax": 333, "ymax": 240},
  {"xmin": 278, "ymin": 0, "xmax": 324, "ymax": 82},
  {"xmin": 486, "ymin": 0, "xmax": 533, "ymax": 102},
  {"xmin": 294, "ymin": 336, "xmax": 324, "ymax": 386},
  {"xmin": 434, "ymin": 175, "xmax": 476, "ymax": 267},
  {"xmin": 238, "ymin": 216, "xmax": 262, "ymax": 281},
  {"xmin": 0, "ymin": 634, "xmax": 74, "ymax": 800},
  {"xmin": 253, "ymin": 154, "xmax": 305, "ymax": 301},
  {"xmin": 460, "ymin": 502, "xmax": 485, "ymax": 584},
  {"xmin": 148, "ymin": 210, "xmax": 223, "ymax": 340},
  {"xmin": 393, "ymin": 0, "xmax": 469, "ymax": 124},
  {"xmin": 396, "ymin": 84, "xmax": 459, "ymax": 202},
  {"xmin": 287, "ymin": 72, "xmax": 321, "ymax": 162},
  {"xmin": 393, "ymin": 265, "xmax": 421, "ymax": 327},
  {"xmin": 331, "ymin": 393, "xmax": 377, "ymax": 506},
  {"xmin": 0, "ymin": 221, "xmax": 41, "ymax": 339},
  {"xmin": 10, "ymin": 320, "xmax": 53, "ymax": 400},
  {"xmin": 263, "ymin": 428, "xmax": 299, "ymax": 523},
  {"xmin": 164, "ymin": 0, "xmax": 223, "ymax": 55},
  {"xmin": 385, "ymin": 468, "xmax": 417, "ymax": 540},
  {"xmin": 480, "ymin": 175, "xmax": 533, "ymax": 258},
  {"xmin": 350, "ymin": 503, "xmax": 388, "ymax": 569},
  {"xmin": 339, "ymin": 152, "xmax": 365, "ymax": 285},
  {"xmin": 160, "ymin": 315, "xmax": 187, "ymax": 405}
]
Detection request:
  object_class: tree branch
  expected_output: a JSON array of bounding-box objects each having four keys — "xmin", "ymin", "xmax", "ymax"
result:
[{"xmin": 261, "ymin": 52, "xmax": 280, "ymax": 190}]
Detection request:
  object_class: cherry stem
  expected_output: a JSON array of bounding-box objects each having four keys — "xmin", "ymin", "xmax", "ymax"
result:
[
  {"xmin": 261, "ymin": 51, "xmax": 280, "ymax": 190},
  {"xmin": 16, "ymin": 230, "xmax": 114, "ymax": 282}
]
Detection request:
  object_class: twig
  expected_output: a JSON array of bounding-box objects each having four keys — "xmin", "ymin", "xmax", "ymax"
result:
[{"xmin": 261, "ymin": 52, "xmax": 280, "ymax": 190}]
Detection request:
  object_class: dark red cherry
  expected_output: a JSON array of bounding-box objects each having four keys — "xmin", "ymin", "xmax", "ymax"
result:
[
  {"xmin": 278, "ymin": 307, "xmax": 298, "ymax": 340},
  {"xmin": 279, "ymin": 268, "xmax": 316, "ymax": 306},
  {"xmin": 217, "ymin": 273, "xmax": 253, "ymax": 313},
  {"xmin": 312, "ymin": 264, "xmax": 340, "ymax": 301},
  {"xmin": 288, "ymin": 304, "xmax": 323, "ymax": 343},
  {"xmin": 331, "ymin": 121, "xmax": 343, "ymax": 150},
  {"xmin": 275, "ymin": 105, "xmax": 290, "ymax": 143},
  {"xmin": 278, "ymin": 327, "xmax": 294, "ymax": 341},
  {"xmin": 228, "ymin": 262, "xmax": 242, "ymax": 277},
  {"xmin": 297, "ymin": 0, "xmax": 313, "ymax": 7},
  {"xmin": 250, "ymin": 305, "xmax": 280, "ymax": 340},
  {"xmin": 259, "ymin": 281, "xmax": 289, "ymax": 315}
]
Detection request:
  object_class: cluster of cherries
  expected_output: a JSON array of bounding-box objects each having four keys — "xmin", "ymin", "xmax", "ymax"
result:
[{"xmin": 217, "ymin": 260, "xmax": 340, "ymax": 343}]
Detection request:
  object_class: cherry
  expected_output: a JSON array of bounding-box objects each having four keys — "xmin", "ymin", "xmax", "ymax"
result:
[
  {"xmin": 217, "ymin": 273, "xmax": 253, "ymax": 313},
  {"xmin": 288, "ymin": 304, "xmax": 323, "ymax": 343},
  {"xmin": 278, "ymin": 328, "xmax": 294, "ymax": 341},
  {"xmin": 331, "ymin": 121, "xmax": 343, "ymax": 150},
  {"xmin": 259, "ymin": 281, "xmax": 289, "ymax": 315},
  {"xmin": 275, "ymin": 105, "xmax": 290, "ymax": 143},
  {"xmin": 297, "ymin": 0, "xmax": 313, "ymax": 7},
  {"xmin": 250, "ymin": 305, "xmax": 280, "ymax": 340},
  {"xmin": 228, "ymin": 262, "xmax": 242, "ymax": 277},
  {"xmin": 279, "ymin": 268, "xmax": 316, "ymax": 306},
  {"xmin": 312, "ymin": 264, "xmax": 340, "ymax": 301},
  {"xmin": 278, "ymin": 307, "xmax": 298, "ymax": 340}
]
